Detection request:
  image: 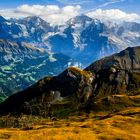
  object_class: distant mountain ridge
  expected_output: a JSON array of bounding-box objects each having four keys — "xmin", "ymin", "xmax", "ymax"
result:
[
  {"xmin": 0, "ymin": 39, "xmax": 78, "ymax": 96},
  {"xmin": 0, "ymin": 15, "xmax": 140, "ymax": 65}
]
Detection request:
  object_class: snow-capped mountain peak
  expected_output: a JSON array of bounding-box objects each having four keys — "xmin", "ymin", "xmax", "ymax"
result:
[{"xmin": 0, "ymin": 14, "xmax": 140, "ymax": 66}]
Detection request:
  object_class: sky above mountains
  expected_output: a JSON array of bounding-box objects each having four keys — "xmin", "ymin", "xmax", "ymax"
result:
[
  {"xmin": 0, "ymin": 0, "xmax": 140, "ymax": 25},
  {"xmin": 0, "ymin": 0, "xmax": 139, "ymax": 13}
]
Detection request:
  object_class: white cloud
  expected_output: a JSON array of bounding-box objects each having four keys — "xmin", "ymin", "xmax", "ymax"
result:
[
  {"xmin": 0, "ymin": 4, "xmax": 140, "ymax": 25},
  {"xmin": 0, "ymin": 4, "xmax": 81, "ymax": 25},
  {"xmin": 87, "ymin": 9, "xmax": 140, "ymax": 23}
]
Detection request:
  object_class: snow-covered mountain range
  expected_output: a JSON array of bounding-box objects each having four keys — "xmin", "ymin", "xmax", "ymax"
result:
[
  {"xmin": 1, "ymin": 14, "xmax": 140, "ymax": 65},
  {"xmin": 0, "ymin": 14, "xmax": 140, "ymax": 96}
]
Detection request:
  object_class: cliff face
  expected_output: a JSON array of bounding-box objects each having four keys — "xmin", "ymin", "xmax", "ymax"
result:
[
  {"xmin": 0, "ymin": 47, "xmax": 140, "ymax": 116},
  {"xmin": 86, "ymin": 46, "xmax": 140, "ymax": 98}
]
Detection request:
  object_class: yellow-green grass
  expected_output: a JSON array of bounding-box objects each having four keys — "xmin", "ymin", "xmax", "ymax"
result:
[{"xmin": 0, "ymin": 107, "xmax": 139, "ymax": 140}]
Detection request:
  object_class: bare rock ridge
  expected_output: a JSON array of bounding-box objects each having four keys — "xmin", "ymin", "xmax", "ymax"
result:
[
  {"xmin": 0, "ymin": 46, "xmax": 140, "ymax": 116},
  {"xmin": 86, "ymin": 46, "xmax": 140, "ymax": 72},
  {"xmin": 86, "ymin": 46, "xmax": 140, "ymax": 98}
]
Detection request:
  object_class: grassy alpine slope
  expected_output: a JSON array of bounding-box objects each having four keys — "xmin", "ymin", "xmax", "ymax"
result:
[
  {"xmin": 0, "ymin": 47, "xmax": 140, "ymax": 140},
  {"xmin": 0, "ymin": 107, "xmax": 139, "ymax": 140}
]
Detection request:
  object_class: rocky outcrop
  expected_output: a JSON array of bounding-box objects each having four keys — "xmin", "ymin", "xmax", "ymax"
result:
[
  {"xmin": 86, "ymin": 46, "xmax": 140, "ymax": 98},
  {"xmin": 0, "ymin": 67, "xmax": 93, "ymax": 115}
]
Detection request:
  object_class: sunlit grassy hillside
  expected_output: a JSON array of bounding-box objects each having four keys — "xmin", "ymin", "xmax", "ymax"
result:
[{"xmin": 0, "ymin": 107, "xmax": 139, "ymax": 140}]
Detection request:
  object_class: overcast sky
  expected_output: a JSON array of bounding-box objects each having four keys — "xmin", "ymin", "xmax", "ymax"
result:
[{"xmin": 0, "ymin": 0, "xmax": 140, "ymax": 25}]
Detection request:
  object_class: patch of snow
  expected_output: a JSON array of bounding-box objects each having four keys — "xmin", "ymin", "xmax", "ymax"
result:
[
  {"xmin": 48, "ymin": 53, "xmax": 57, "ymax": 62},
  {"xmin": 72, "ymin": 32, "xmax": 87, "ymax": 50},
  {"xmin": 36, "ymin": 18, "xmax": 41, "ymax": 26},
  {"xmin": 31, "ymin": 27, "xmax": 35, "ymax": 33},
  {"xmin": 17, "ymin": 24, "xmax": 29, "ymax": 37},
  {"xmin": 122, "ymin": 31, "xmax": 140, "ymax": 39},
  {"xmin": 101, "ymin": 33, "xmax": 129, "ymax": 50},
  {"xmin": 42, "ymin": 32, "xmax": 56, "ymax": 40},
  {"xmin": 5, "ymin": 22, "xmax": 12, "ymax": 26}
]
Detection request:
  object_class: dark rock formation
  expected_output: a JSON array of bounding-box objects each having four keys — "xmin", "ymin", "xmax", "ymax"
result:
[
  {"xmin": 86, "ymin": 46, "xmax": 140, "ymax": 98},
  {"xmin": 0, "ymin": 46, "xmax": 140, "ymax": 116},
  {"xmin": 0, "ymin": 67, "xmax": 93, "ymax": 116}
]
